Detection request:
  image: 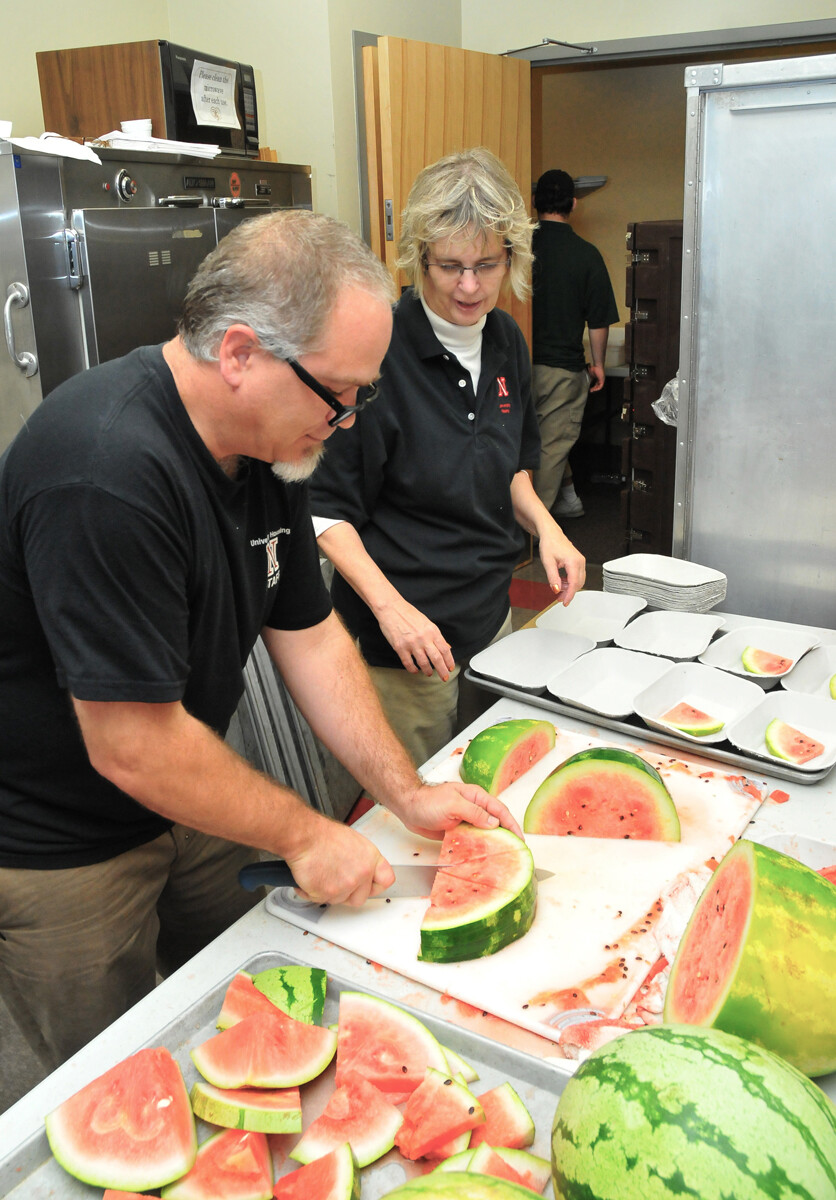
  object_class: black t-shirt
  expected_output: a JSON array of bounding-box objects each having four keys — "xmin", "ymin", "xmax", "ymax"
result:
[
  {"xmin": 532, "ymin": 221, "xmax": 619, "ymax": 371},
  {"xmin": 0, "ymin": 345, "xmax": 332, "ymax": 868},
  {"xmin": 309, "ymin": 289, "xmax": 540, "ymax": 667}
]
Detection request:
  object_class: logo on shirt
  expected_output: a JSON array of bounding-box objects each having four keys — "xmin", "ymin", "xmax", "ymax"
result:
[
  {"xmin": 497, "ymin": 376, "xmax": 511, "ymax": 414},
  {"xmin": 265, "ymin": 537, "xmax": 280, "ymax": 587}
]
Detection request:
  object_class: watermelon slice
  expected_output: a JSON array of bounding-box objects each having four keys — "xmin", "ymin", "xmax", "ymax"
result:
[
  {"xmin": 190, "ymin": 1082, "xmax": 301, "ymax": 1133},
  {"xmin": 523, "ymin": 746, "xmax": 681, "ymax": 841},
  {"xmin": 468, "ymin": 1143, "xmax": 530, "ymax": 1187},
  {"xmin": 819, "ymin": 865, "xmax": 836, "ymax": 886},
  {"xmin": 483, "ymin": 1147, "xmax": 551, "ymax": 1194},
  {"xmin": 432, "ymin": 1149, "xmax": 476, "ymax": 1172},
  {"xmin": 395, "ymin": 1068, "xmax": 485, "ymax": 1160},
  {"xmin": 253, "ymin": 965, "xmax": 327, "ymax": 1024},
  {"xmin": 468, "ymin": 1083, "xmax": 534, "ymax": 1149},
  {"xmin": 419, "ymin": 825, "xmax": 537, "ymax": 963},
  {"xmin": 664, "ymin": 838, "xmax": 836, "ymax": 1076},
  {"xmin": 424, "ymin": 1129, "xmax": 473, "ymax": 1161},
  {"xmin": 161, "ymin": 1129, "xmax": 272, "ymax": 1200},
  {"xmin": 335, "ymin": 991, "xmax": 449, "ymax": 1096},
  {"xmin": 459, "ymin": 719, "xmax": 556, "ymax": 794},
  {"xmin": 273, "ymin": 1143, "xmax": 359, "ymax": 1200},
  {"xmin": 217, "ymin": 972, "xmax": 285, "ymax": 1030},
  {"xmin": 192, "ymin": 1010, "xmax": 337, "ymax": 1089},
  {"xmin": 763, "ymin": 718, "xmax": 824, "ymax": 764},
  {"xmin": 660, "ymin": 702, "xmax": 724, "ymax": 737},
  {"xmin": 740, "ymin": 645, "xmax": 793, "ymax": 675},
  {"xmin": 289, "ymin": 1070, "xmax": 403, "ymax": 1167},
  {"xmin": 45, "ymin": 1047, "xmax": 196, "ymax": 1191},
  {"xmin": 442, "ymin": 1044, "xmax": 479, "ymax": 1083}
]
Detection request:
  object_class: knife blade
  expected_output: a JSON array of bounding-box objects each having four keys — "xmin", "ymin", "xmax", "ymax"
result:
[{"xmin": 238, "ymin": 859, "xmax": 554, "ymax": 898}]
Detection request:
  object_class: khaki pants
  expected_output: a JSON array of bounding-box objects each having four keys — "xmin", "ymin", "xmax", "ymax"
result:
[
  {"xmin": 531, "ymin": 364, "xmax": 590, "ymax": 512},
  {"xmin": 0, "ymin": 827, "xmax": 260, "ymax": 1072},
  {"xmin": 368, "ymin": 610, "xmax": 513, "ymax": 768}
]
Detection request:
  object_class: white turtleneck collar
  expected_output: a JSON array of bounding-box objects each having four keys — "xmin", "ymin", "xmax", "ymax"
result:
[{"xmin": 420, "ymin": 295, "xmax": 485, "ymax": 395}]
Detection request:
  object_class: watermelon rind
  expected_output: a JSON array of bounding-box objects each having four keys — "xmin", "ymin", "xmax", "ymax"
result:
[
  {"xmin": 443, "ymin": 1044, "xmax": 479, "ymax": 1083},
  {"xmin": 551, "ymin": 1024, "xmax": 836, "ymax": 1200},
  {"xmin": 459, "ymin": 719, "xmax": 556, "ymax": 794},
  {"xmin": 830, "ymin": 673, "xmax": 836, "ymax": 699},
  {"xmin": 523, "ymin": 746, "xmax": 681, "ymax": 841},
  {"xmin": 380, "ymin": 1172, "xmax": 541, "ymax": 1198},
  {"xmin": 273, "ymin": 1143, "xmax": 359, "ymax": 1200},
  {"xmin": 190, "ymin": 1081, "xmax": 301, "ymax": 1133},
  {"xmin": 288, "ymin": 1070, "xmax": 403, "ymax": 1168},
  {"xmin": 252, "ymin": 965, "xmax": 327, "ymax": 1024},
  {"xmin": 740, "ymin": 645, "xmax": 792, "ymax": 675},
  {"xmin": 45, "ymin": 1047, "xmax": 197, "ymax": 1191},
  {"xmin": 491, "ymin": 1148, "xmax": 551, "ymax": 1194},
  {"xmin": 469, "ymin": 1083, "xmax": 535, "ymax": 1150},
  {"xmin": 191, "ymin": 1010, "xmax": 337, "ymax": 1089},
  {"xmin": 161, "ymin": 1128, "xmax": 273, "ymax": 1200},
  {"xmin": 433, "ymin": 1149, "xmax": 476, "ymax": 1172},
  {"xmin": 419, "ymin": 828, "xmax": 537, "ymax": 963},
  {"xmin": 335, "ymin": 991, "xmax": 448, "ymax": 1094},
  {"xmin": 664, "ymin": 838, "xmax": 836, "ymax": 1076},
  {"xmin": 763, "ymin": 718, "xmax": 823, "ymax": 764}
]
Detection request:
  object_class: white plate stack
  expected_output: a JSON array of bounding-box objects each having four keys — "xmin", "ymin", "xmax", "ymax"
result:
[{"xmin": 603, "ymin": 553, "xmax": 727, "ymax": 613}]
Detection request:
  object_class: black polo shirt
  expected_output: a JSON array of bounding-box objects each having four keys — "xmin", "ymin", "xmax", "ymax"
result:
[{"xmin": 309, "ymin": 288, "xmax": 540, "ymax": 668}]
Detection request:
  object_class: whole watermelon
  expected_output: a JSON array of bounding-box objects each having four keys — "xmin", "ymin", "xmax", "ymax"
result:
[{"xmin": 551, "ymin": 1025, "xmax": 836, "ymax": 1200}]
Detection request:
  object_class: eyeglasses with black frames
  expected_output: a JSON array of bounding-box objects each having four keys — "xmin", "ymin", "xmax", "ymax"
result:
[{"xmin": 285, "ymin": 357, "xmax": 379, "ymax": 428}]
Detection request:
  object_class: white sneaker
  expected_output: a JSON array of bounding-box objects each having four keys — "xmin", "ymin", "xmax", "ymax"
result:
[{"xmin": 554, "ymin": 493, "xmax": 585, "ymax": 518}]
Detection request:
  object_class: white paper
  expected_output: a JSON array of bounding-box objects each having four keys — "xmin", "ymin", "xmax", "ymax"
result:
[
  {"xmin": 7, "ymin": 132, "xmax": 101, "ymax": 164},
  {"xmin": 190, "ymin": 59, "xmax": 241, "ymax": 130}
]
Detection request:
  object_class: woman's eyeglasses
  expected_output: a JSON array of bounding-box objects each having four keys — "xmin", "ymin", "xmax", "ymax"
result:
[
  {"xmin": 424, "ymin": 257, "xmax": 510, "ymax": 279},
  {"xmin": 285, "ymin": 358, "xmax": 379, "ymax": 427}
]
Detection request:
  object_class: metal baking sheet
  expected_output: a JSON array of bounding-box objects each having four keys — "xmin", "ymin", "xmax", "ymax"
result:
[
  {"xmin": 464, "ymin": 669, "xmax": 832, "ymax": 785},
  {"xmin": 0, "ymin": 952, "xmax": 568, "ymax": 1199}
]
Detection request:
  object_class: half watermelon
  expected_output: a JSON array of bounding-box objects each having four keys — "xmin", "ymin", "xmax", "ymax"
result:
[
  {"xmin": 335, "ymin": 991, "xmax": 448, "ymax": 1096},
  {"xmin": 289, "ymin": 1070, "xmax": 403, "ymax": 1167},
  {"xmin": 161, "ymin": 1129, "xmax": 272, "ymax": 1200},
  {"xmin": 45, "ymin": 1047, "xmax": 197, "ymax": 1191},
  {"xmin": 191, "ymin": 1010, "xmax": 337, "ymax": 1089},
  {"xmin": 664, "ymin": 838, "xmax": 836, "ymax": 1076},
  {"xmin": 523, "ymin": 746, "xmax": 681, "ymax": 841},
  {"xmin": 459, "ymin": 719, "xmax": 556, "ymax": 794},
  {"xmin": 273, "ymin": 1143, "xmax": 359, "ymax": 1200}
]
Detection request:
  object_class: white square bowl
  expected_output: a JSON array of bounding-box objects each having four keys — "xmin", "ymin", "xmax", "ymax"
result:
[
  {"xmin": 633, "ymin": 661, "xmax": 765, "ymax": 745},
  {"xmin": 698, "ymin": 625, "xmax": 819, "ymax": 687},
  {"xmin": 468, "ymin": 627, "xmax": 595, "ymax": 692},
  {"xmin": 780, "ymin": 645, "xmax": 836, "ymax": 701},
  {"xmin": 535, "ymin": 590, "xmax": 647, "ymax": 644},
  {"xmin": 725, "ymin": 692, "xmax": 836, "ymax": 774},
  {"xmin": 613, "ymin": 610, "xmax": 726, "ymax": 660},
  {"xmin": 547, "ymin": 647, "xmax": 674, "ymax": 720}
]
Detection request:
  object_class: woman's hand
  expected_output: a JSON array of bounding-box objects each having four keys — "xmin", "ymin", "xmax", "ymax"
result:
[{"xmin": 376, "ymin": 596, "xmax": 456, "ymax": 679}]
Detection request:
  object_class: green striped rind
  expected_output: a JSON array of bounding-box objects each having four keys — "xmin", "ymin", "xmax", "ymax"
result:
[
  {"xmin": 551, "ymin": 1024, "xmax": 836, "ymax": 1200},
  {"xmin": 459, "ymin": 719, "xmax": 556, "ymax": 793},
  {"xmin": 523, "ymin": 747, "xmax": 680, "ymax": 840},
  {"xmin": 665, "ymin": 839, "xmax": 836, "ymax": 1076},
  {"xmin": 383, "ymin": 1172, "xmax": 542, "ymax": 1198},
  {"xmin": 253, "ymin": 965, "xmax": 327, "ymax": 1025}
]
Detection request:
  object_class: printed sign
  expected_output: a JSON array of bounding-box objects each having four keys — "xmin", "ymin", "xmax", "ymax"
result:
[{"xmin": 190, "ymin": 59, "xmax": 241, "ymax": 130}]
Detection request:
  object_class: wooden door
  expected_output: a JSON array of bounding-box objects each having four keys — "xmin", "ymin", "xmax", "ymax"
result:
[{"xmin": 363, "ymin": 36, "xmax": 531, "ymax": 343}]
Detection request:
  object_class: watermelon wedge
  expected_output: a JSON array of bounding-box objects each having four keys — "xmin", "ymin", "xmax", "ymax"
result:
[
  {"xmin": 190, "ymin": 1081, "xmax": 301, "ymax": 1133},
  {"xmin": 424, "ymin": 1129, "xmax": 473, "ymax": 1161},
  {"xmin": 459, "ymin": 719, "xmax": 556, "ymax": 794},
  {"xmin": 217, "ymin": 972, "xmax": 284, "ymax": 1030},
  {"xmin": 395, "ymin": 1068, "xmax": 485, "ymax": 1160},
  {"xmin": 660, "ymin": 702, "xmax": 724, "ymax": 737},
  {"xmin": 664, "ymin": 839, "xmax": 836, "ymax": 1076},
  {"xmin": 191, "ymin": 1010, "xmax": 336, "ymax": 1089},
  {"xmin": 485, "ymin": 1147, "xmax": 551, "ymax": 1194},
  {"xmin": 442, "ymin": 1044, "xmax": 479, "ymax": 1083},
  {"xmin": 335, "ymin": 991, "xmax": 448, "ymax": 1096},
  {"xmin": 161, "ymin": 1129, "xmax": 272, "ymax": 1200},
  {"xmin": 252, "ymin": 965, "xmax": 327, "ymax": 1024},
  {"xmin": 432, "ymin": 1149, "xmax": 476, "ymax": 1173},
  {"xmin": 468, "ymin": 1083, "xmax": 534, "ymax": 1150},
  {"xmin": 45, "ymin": 1047, "xmax": 196, "ymax": 1191},
  {"xmin": 289, "ymin": 1070, "xmax": 403, "ymax": 1167},
  {"xmin": 763, "ymin": 718, "xmax": 824, "ymax": 764},
  {"xmin": 273, "ymin": 1143, "xmax": 359, "ymax": 1200},
  {"xmin": 523, "ymin": 746, "xmax": 681, "ymax": 841},
  {"xmin": 419, "ymin": 825, "xmax": 537, "ymax": 963},
  {"xmin": 740, "ymin": 645, "xmax": 793, "ymax": 675}
]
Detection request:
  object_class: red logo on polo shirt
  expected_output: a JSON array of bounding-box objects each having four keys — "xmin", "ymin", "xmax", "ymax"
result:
[{"xmin": 497, "ymin": 376, "xmax": 511, "ymax": 413}]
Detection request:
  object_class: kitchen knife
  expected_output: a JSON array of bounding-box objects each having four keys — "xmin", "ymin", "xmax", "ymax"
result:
[{"xmin": 238, "ymin": 859, "xmax": 554, "ymax": 898}]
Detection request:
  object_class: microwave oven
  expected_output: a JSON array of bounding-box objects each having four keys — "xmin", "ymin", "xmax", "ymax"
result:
[{"xmin": 37, "ymin": 40, "xmax": 260, "ymax": 157}]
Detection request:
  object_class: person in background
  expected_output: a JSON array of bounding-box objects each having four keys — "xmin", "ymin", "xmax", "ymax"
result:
[
  {"xmin": 0, "ymin": 209, "xmax": 517, "ymax": 1075},
  {"xmin": 310, "ymin": 148, "xmax": 586, "ymax": 768},
  {"xmin": 530, "ymin": 168, "xmax": 620, "ymax": 519}
]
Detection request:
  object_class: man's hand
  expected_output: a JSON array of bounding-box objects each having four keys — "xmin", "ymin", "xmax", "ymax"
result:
[
  {"xmin": 284, "ymin": 813, "xmax": 396, "ymax": 906},
  {"xmin": 389, "ymin": 780, "xmax": 522, "ymax": 841},
  {"xmin": 588, "ymin": 363, "xmax": 606, "ymax": 392}
]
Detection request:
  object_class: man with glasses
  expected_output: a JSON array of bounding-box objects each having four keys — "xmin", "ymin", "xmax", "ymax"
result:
[
  {"xmin": 311, "ymin": 149, "xmax": 585, "ymax": 769},
  {"xmin": 0, "ymin": 209, "xmax": 518, "ymax": 1078}
]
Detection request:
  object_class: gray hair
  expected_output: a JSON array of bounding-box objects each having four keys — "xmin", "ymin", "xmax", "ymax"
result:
[
  {"xmin": 179, "ymin": 209, "xmax": 395, "ymax": 361},
  {"xmin": 396, "ymin": 147, "xmax": 535, "ymax": 302}
]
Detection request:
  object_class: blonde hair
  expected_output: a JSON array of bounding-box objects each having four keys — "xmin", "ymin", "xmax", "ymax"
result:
[{"xmin": 396, "ymin": 147, "xmax": 534, "ymax": 302}]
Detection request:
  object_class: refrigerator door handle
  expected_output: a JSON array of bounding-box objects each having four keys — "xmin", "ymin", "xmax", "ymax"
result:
[{"xmin": 3, "ymin": 283, "xmax": 38, "ymax": 378}]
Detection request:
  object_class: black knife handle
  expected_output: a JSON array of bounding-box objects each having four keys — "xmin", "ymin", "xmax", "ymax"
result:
[{"xmin": 238, "ymin": 859, "xmax": 297, "ymax": 891}]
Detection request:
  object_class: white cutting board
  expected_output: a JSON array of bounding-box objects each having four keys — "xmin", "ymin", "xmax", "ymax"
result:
[{"xmin": 267, "ymin": 724, "xmax": 765, "ymax": 1044}]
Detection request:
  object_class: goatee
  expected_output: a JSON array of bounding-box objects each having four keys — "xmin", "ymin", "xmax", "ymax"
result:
[{"xmin": 271, "ymin": 444, "xmax": 324, "ymax": 483}]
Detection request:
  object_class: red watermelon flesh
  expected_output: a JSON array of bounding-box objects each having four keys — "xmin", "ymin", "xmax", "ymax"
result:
[
  {"xmin": 161, "ymin": 1129, "xmax": 272, "ymax": 1200},
  {"xmin": 468, "ymin": 1144, "xmax": 528, "ymax": 1187},
  {"xmin": 660, "ymin": 702, "xmax": 724, "ymax": 736},
  {"xmin": 468, "ymin": 1083, "xmax": 534, "ymax": 1150},
  {"xmin": 273, "ymin": 1143, "xmax": 358, "ymax": 1200},
  {"xmin": 288, "ymin": 1071, "xmax": 403, "ymax": 1168},
  {"xmin": 437, "ymin": 824, "xmax": 524, "ymax": 867},
  {"xmin": 423, "ymin": 1130, "xmax": 472, "ymax": 1161},
  {"xmin": 819, "ymin": 865, "xmax": 836, "ymax": 886},
  {"xmin": 45, "ymin": 1047, "xmax": 196, "ymax": 1191},
  {"xmin": 492, "ymin": 726, "xmax": 556, "ymax": 793},
  {"xmin": 335, "ymin": 991, "xmax": 448, "ymax": 1096},
  {"xmin": 191, "ymin": 1010, "xmax": 336, "ymax": 1089},
  {"xmin": 217, "ymin": 972, "xmax": 278, "ymax": 1029},
  {"xmin": 395, "ymin": 1068, "xmax": 485, "ymax": 1160}
]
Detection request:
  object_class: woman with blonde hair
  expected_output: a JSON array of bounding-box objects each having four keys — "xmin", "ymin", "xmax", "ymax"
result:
[{"xmin": 310, "ymin": 147, "xmax": 585, "ymax": 767}]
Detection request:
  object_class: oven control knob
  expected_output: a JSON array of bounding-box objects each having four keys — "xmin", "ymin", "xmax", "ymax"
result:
[{"xmin": 115, "ymin": 170, "xmax": 138, "ymax": 201}]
